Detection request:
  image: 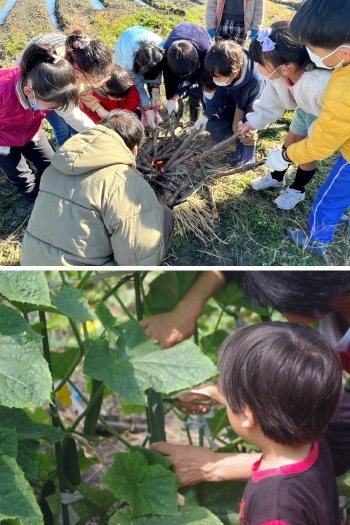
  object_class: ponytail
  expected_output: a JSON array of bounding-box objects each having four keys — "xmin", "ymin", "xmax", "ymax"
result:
[
  {"xmin": 20, "ymin": 43, "xmax": 79, "ymax": 110},
  {"xmin": 65, "ymin": 29, "xmax": 113, "ymax": 78}
]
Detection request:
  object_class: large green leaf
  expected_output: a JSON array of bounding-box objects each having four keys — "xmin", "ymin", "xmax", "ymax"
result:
[
  {"xmin": 102, "ymin": 451, "xmax": 179, "ymax": 517},
  {"xmin": 52, "ymin": 286, "xmax": 94, "ymax": 322},
  {"xmin": 0, "ymin": 427, "xmax": 44, "ymax": 525},
  {"xmin": 0, "ymin": 308, "xmax": 52, "ymax": 408},
  {"xmin": 0, "ymin": 271, "xmax": 50, "ymax": 306},
  {"xmin": 50, "ymin": 348, "xmax": 79, "ymax": 381},
  {"xmin": 109, "ymin": 506, "xmax": 224, "ymax": 524},
  {"xmin": 213, "ymin": 281, "xmax": 270, "ymax": 317},
  {"xmin": 145, "ymin": 271, "xmax": 198, "ymax": 315},
  {"xmin": 83, "ymin": 322, "xmax": 217, "ymax": 405},
  {"xmin": 0, "ymin": 407, "xmax": 66, "ymax": 480}
]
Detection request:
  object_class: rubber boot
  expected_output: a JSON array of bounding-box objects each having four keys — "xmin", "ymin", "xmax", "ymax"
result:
[
  {"xmin": 226, "ymin": 140, "xmax": 242, "ymax": 164},
  {"xmin": 228, "ymin": 144, "xmax": 256, "ymax": 167}
]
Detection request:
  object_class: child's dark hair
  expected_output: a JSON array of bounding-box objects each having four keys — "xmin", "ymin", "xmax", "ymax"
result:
[
  {"xmin": 20, "ymin": 43, "xmax": 79, "ymax": 110},
  {"xmin": 219, "ymin": 322, "xmax": 342, "ymax": 446},
  {"xmin": 100, "ymin": 109, "xmax": 144, "ymax": 151},
  {"xmin": 166, "ymin": 41, "xmax": 199, "ymax": 78},
  {"xmin": 291, "ymin": 0, "xmax": 350, "ymax": 49},
  {"xmin": 236, "ymin": 271, "xmax": 350, "ymax": 319},
  {"xmin": 65, "ymin": 30, "xmax": 113, "ymax": 78},
  {"xmin": 133, "ymin": 41, "xmax": 164, "ymax": 80},
  {"xmin": 199, "ymin": 70, "xmax": 216, "ymax": 92},
  {"xmin": 205, "ymin": 41, "xmax": 244, "ymax": 77},
  {"xmin": 249, "ymin": 20, "xmax": 314, "ymax": 72},
  {"xmin": 102, "ymin": 64, "xmax": 133, "ymax": 98}
]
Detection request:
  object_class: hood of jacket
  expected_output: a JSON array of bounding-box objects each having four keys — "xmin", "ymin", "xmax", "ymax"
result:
[
  {"xmin": 228, "ymin": 49, "xmax": 261, "ymax": 92},
  {"xmin": 51, "ymin": 124, "xmax": 136, "ymax": 176}
]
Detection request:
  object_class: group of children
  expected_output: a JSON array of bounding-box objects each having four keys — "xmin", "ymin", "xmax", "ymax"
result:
[{"xmin": 0, "ymin": 0, "xmax": 349, "ymax": 256}]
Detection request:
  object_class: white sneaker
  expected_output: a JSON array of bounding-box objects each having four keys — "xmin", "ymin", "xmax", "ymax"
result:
[
  {"xmin": 251, "ymin": 172, "xmax": 285, "ymax": 191},
  {"xmin": 274, "ymin": 187, "xmax": 305, "ymax": 210}
]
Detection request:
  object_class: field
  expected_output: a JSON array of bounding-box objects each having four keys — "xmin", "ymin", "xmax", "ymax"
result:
[{"xmin": 0, "ymin": 0, "xmax": 349, "ymax": 266}]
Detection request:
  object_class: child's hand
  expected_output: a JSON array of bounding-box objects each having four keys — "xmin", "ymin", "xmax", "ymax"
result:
[
  {"xmin": 145, "ymin": 109, "xmax": 157, "ymax": 129},
  {"xmin": 238, "ymin": 121, "xmax": 254, "ymax": 137},
  {"xmin": 265, "ymin": 149, "xmax": 292, "ymax": 171},
  {"xmin": 193, "ymin": 115, "xmax": 208, "ymax": 130},
  {"xmin": 151, "ymin": 87, "xmax": 160, "ymax": 106},
  {"xmin": 166, "ymin": 99, "xmax": 179, "ymax": 115}
]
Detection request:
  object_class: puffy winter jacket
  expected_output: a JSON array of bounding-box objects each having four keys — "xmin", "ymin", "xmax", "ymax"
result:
[
  {"xmin": 80, "ymin": 86, "xmax": 141, "ymax": 123},
  {"xmin": 21, "ymin": 125, "xmax": 165, "ymax": 266},
  {"xmin": 206, "ymin": 0, "xmax": 265, "ymax": 34}
]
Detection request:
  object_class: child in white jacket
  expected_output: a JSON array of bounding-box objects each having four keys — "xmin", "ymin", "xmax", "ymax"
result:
[{"xmin": 239, "ymin": 21, "xmax": 331, "ymax": 209}]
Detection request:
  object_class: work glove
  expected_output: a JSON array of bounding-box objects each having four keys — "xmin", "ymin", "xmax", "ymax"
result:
[
  {"xmin": 151, "ymin": 87, "xmax": 160, "ymax": 106},
  {"xmin": 145, "ymin": 109, "xmax": 157, "ymax": 129},
  {"xmin": 265, "ymin": 149, "xmax": 292, "ymax": 171},
  {"xmin": 193, "ymin": 115, "xmax": 208, "ymax": 130},
  {"xmin": 250, "ymin": 29, "xmax": 259, "ymax": 38},
  {"xmin": 207, "ymin": 29, "xmax": 215, "ymax": 38},
  {"xmin": 166, "ymin": 99, "xmax": 179, "ymax": 115}
]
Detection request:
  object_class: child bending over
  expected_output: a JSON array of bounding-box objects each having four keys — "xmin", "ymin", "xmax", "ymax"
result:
[
  {"xmin": 219, "ymin": 322, "xmax": 341, "ymax": 525},
  {"xmin": 80, "ymin": 65, "xmax": 140, "ymax": 123}
]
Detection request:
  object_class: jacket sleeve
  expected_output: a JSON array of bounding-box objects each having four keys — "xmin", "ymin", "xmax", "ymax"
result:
[
  {"xmin": 251, "ymin": 0, "xmax": 265, "ymax": 30},
  {"xmin": 130, "ymin": 71, "xmax": 150, "ymax": 107},
  {"xmin": 242, "ymin": 80, "xmax": 263, "ymax": 115},
  {"xmin": 288, "ymin": 98, "xmax": 350, "ymax": 164},
  {"xmin": 247, "ymin": 82, "xmax": 287, "ymax": 129},
  {"xmin": 54, "ymin": 106, "xmax": 95, "ymax": 132},
  {"xmin": 79, "ymin": 85, "xmax": 104, "ymax": 113},
  {"xmin": 206, "ymin": 0, "xmax": 218, "ymax": 30},
  {"xmin": 104, "ymin": 174, "xmax": 165, "ymax": 266},
  {"xmin": 204, "ymin": 86, "xmax": 229, "ymax": 119},
  {"xmin": 120, "ymin": 85, "xmax": 140, "ymax": 112}
]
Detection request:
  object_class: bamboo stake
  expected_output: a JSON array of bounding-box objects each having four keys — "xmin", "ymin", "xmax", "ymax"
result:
[{"xmin": 164, "ymin": 128, "xmax": 201, "ymax": 172}]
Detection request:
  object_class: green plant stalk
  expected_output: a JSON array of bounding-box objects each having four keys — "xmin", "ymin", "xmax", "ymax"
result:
[
  {"xmin": 211, "ymin": 410, "xmax": 229, "ymax": 440},
  {"xmin": 68, "ymin": 380, "xmax": 132, "ymax": 449},
  {"xmin": 101, "ymin": 274, "xmax": 133, "ymax": 302},
  {"xmin": 59, "ymin": 271, "xmax": 68, "ymax": 285},
  {"xmin": 102, "ymin": 279, "xmax": 135, "ymax": 320},
  {"xmin": 199, "ymin": 427, "xmax": 204, "ymax": 447},
  {"xmin": 69, "ymin": 382, "xmax": 105, "ymax": 432},
  {"xmin": 54, "ymin": 319, "xmax": 86, "ymax": 392},
  {"xmin": 39, "ymin": 311, "xmax": 69, "ymax": 525},
  {"xmin": 134, "ymin": 273, "xmax": 166, "ymax": 443},
  {"xmin": 77, "ymin": 271, "xmax": 93, "ymax": 289},
  {"xmin": 203, "ymin": 305, "xmax": 225, "ymax": 354}
]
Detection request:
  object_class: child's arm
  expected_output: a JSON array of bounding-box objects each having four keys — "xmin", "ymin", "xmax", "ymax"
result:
[
  {"xmin": 80, "ymin": 86, "xmax": 109, "ymax": 119},
  {"xmin": 246, "ymin": 80, "xmax": 290, "ymax": 130},
  {"xmin": 54, "ymin": 106, "xmax": 95, "ymax": 132},
  {"xmin": 204, "ymin": 86, "xmax": 229, "ymax": 120}
]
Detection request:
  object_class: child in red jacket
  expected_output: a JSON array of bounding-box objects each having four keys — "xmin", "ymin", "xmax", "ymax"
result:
[{"xmin": 80, "ymin": 64, "xmax": 141, "ymax": 123}]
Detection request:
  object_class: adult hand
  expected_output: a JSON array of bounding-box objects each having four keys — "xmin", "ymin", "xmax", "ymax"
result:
[
  {"xmin": 150, "ymin": 442, "xmax": 219, "ymax": 486},
  {"xmin": 207, "ymin": 29, "xmax": 216, "ymax": 39},
  {"xmin": 145, "ymin": 109, "xmax": 157, "ymax": 129},
  {"xmin": 166, "ymin": 99, "xmax": 179, "ymax": 115},
  {"xmin": 265, "ymin": 149, "xmax": 292, "ymax": 171},
  {"xmin": 238, "ymin": 121, "xmax": 254, "ymax": 137},
  {"xmin": 140, "ymin": 308, "xmax": 198, "ymax": 349},
  {"xmin": 175, "ymin": 384, "xmax": 224, "ymax": 414},
  {"xmin": 151, "ymin": 87, "xmax": 160, "ymax": 106},
  {"xmin": 193, "ymin": 115, "xmax": 208, "ymax": 130}
]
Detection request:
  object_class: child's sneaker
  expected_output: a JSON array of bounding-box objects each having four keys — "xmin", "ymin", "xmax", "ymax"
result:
[
  {"xmin": 274, "ymin": 188, "xmax": 305, "ymax": 210},
  {"xmin": 285, "ymin": 228, "xmax": 328, "ymax": 256},
  {"xmin": 251, "ymin": 172, "xmax": 285, "ymax": 191}
]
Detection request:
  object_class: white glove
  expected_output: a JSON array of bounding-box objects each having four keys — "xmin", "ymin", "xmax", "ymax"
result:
[
  {"xmin": 193, "ymin": 115, "xmax": 208, "ymax": 130},
  {"xmin": 151, "ymin": 87, "xmax": 160, "ymax": 106},
  {"xmin": 265, "ymin": 149, "xmax": 292, "ymax": 171},
  {"xmin": 145, "ymin": 109, "xmax": 156, "ymax": 129},
  {"xmin": 166, "ymin": 99, "xmax": 179, "ymax": 115}
]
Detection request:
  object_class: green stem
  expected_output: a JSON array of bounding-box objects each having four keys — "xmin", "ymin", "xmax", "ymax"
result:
[
  {"xmin": 183, "ymin": 416, "xmax": 193, "ymax": 445},
  {"xmin": 69, "ymin": 383, "xmax": 105, "ymax": 432},
  {"xmin": 204, "ymin": 306, "xmax": 224, "ymax": 354},
  {"xmin": 101, "ymin": 275, "xmax": 133, "ymax": 302},
  {"xmin": 59, "ymin": 272, "xmax": 67, "ymax": 285},
  {"xmin": 199, "ymin": 426, "xmax": 204, "ymax": 447},
  {"xmin": 230, "ymin": 436, "xmax": 244, "ymax": 449},
  {"xmin": 77, "ymin": 271, "xmax": 93, "ymax": 289},
  {"xmin": 211, "ymin": 409, "xmax": 228, "ymax": 440},
  {"xmin": 68, "ymin": 380, "xmax": 131, "ymax": 449},
  {"xmin": 194, "ymin": 323, "xmax": 199, "ymax": 345},
  {"xmin": 54, "ymin": 320, "xmax": 86, "ymax": 392},
  {"xmin": 133, "ymin": 273, "xmax": 143, "ymax": 321}
]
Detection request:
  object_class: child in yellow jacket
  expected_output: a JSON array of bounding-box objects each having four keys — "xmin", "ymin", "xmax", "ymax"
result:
[{"xmin": 265, "ymin": 0, "xmax": 350, "ymax": 256}]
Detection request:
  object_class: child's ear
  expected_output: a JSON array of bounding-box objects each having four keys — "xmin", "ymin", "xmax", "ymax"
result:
[
  {"xmin": 131, "ymin": 145, "xmax": 138, "ymax": 157},
  {"xmin": 241, "ymin": 405, "xmax": 257, "ymax": 428}
]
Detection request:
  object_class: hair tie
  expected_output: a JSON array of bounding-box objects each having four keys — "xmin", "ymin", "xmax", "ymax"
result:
[
  {"xmin": 257, "ymin": 28, "xmax": 276, "ymax": 52},
  {"xmin": 73, "ymin": 36, "xmax": 91, "ymax": 49}
]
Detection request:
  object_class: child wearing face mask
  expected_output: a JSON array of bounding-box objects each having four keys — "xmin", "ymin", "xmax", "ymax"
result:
[
  {"xmin": 265, "ymin": 0, "xmax": 350, "ymax": 255},
  {"xmin": 0, "ymin": 44, "xmax": 79, "ymax": 202},
  {"xmin": 193, "ymin": 40, "xmax": 264, "ymax": 167},
  {"xmin": 238, "ymin": 21, "xmax": 331, "ymax": 210}
]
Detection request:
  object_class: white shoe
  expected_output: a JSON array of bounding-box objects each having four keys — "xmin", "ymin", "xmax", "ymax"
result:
[
  {"xmin": 251, "ymin": 172, "xmax": 285, "ymax": 190},
  {"xmin": 274, "ymin": 187, "xmax": 305, "ymax": 210}
]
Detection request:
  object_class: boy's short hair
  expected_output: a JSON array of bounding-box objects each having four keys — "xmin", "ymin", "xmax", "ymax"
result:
[
  {"xmin": 167, "ymin": 40, "xmax": 199, "ymax": 78},
  {"xmin": 103, "ymin": 64, "xmax": 133, "ymax": 98},
  {"xmin": 133, "ymin": 41, "xmax": 164, "ymax": 80},
  {"xmin": 199, "ymin": 70, "xmax": 216, "ymax": 91},
  {"xmin": 249, "ymin": 20, "xmax": 314, "ymax": 72},
  {"xmin": 236, "ymin": 271, "xmax": 350, "ymax": 318},
  {"xmin": 100, "ymin": 109, "xmax": 144, "ymax": 151},
  {"xmin": 219, "ymin": 322, "xmax": 342, "ymax": 446},
  {"xmin": 290, "ymin": 0, "xmax": 350, "ymax": 49},
  {"xmin": 205, "ymin": 41, "xmax": 244, "ymax": 78}
]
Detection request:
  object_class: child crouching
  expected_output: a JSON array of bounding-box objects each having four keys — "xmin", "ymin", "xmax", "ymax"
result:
[{"xmin": 219, "ymin": 322, "xmax": 341, "ymax": 525}]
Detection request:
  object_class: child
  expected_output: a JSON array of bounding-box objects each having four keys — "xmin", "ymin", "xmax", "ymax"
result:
[
  {"xmin": 194, "ymin": 40, "xmax": 264, "ymax": 166},
  {"xmin": 163, "ymin": 22, "xmax": 213, "ymax": 123},
  {"xmin": 265, "ymin": 0, "xmax": 350, "ymax": 255},
  {"xmin": 238, "ymin": 21, "xmax": 331, "ymax": 209},
  {"xmin": 115, "ymin": 26, "xmax": 164, "ymax": 129},
  {"xmin": 206, "ymin": 0, "xmax": 265, "ymax": 45},
  {"xmin": 219, "ymin": 322, "xmax": 342, "ymax": 525},
  {"xmin": 79, "ymin": 64, "xmax": 141, "ymax": 123},
  {"xmin": 200, "ymin": 71, "xmax": 216, "ymax": 111},
  {"xmin": 0, "ymin": 43, "xmax": 79, "ymax": 201},
  {"xmin": 166, "ymin": 71, "xmax": 216, "ymax": 117}
]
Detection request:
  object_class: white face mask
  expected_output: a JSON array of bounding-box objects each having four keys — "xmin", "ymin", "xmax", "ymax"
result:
[
  {"xmin": 213, "ymin": 75, "xmax": 231, "ymax": 86},
  {"xmin": 306, "ymin": 45, "xmax": 350, "ymax": 69},
  {"xmin": 260, "ymin": 67, "xmax": 280, "ymax": 81},
  {"xmin": 203, "ymin": 91, "xmax": 215, "ymax": 100}
]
